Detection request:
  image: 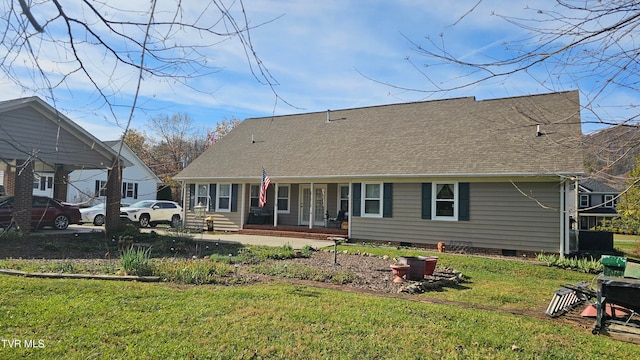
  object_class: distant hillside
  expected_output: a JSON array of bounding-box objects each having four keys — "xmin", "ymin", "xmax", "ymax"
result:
[{"xmin": 583, "ymin": 125, "xmax": 640, "ymax": 190}]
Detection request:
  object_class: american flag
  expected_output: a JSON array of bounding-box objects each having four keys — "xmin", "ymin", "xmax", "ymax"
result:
[{"xmin": 259, "ymin": 168, "xmax": 271, "ymax": 207}]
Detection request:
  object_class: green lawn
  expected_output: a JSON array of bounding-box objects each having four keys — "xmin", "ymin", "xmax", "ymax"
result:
[
  {"xmin": 1, "ymin": 276, "xmax": 637, "ymax": 359},
  {"xmin": 614, "ymin": 233, "xmax": 640, "ymax": 259},
  {"xmin": 1, "ymin": 243, "xmax": 638, "ymax": 359}
]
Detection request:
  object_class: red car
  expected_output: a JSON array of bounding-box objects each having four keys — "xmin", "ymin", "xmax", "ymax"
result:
[{"xmin": 0, "ymin": 195, "xmax": 81, "ymax": 230}]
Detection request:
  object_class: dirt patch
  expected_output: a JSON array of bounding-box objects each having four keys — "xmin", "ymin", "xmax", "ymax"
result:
[
  {"xmin": 0, "ymin": 232, "xmax": 113, "ymax": 259},
  {"xmin": 1, "ymin": 233, "xmax": 461, "ymax": 294},
  {"xmin": 275, "ymin": 251, "xmax": 465, "ymax": 294}
]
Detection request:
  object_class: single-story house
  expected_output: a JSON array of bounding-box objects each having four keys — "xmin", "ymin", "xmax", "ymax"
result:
[
  {"xmin": 31, "ymin": 140, "xmax": 159, "ymax": 205},
  {"xmin": 577, "ymin": 178, "xmax": 620, "ymax": 230},
  {"xmin": 174, "ymin": 91, "xmax": 585, "ymax": 255},
  {"xmin": 65, "ymin": 140, "xmax": 161, "ymax": 206}
]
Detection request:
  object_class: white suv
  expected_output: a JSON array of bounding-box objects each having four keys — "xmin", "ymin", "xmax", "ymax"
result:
[{"xmin": 119, "ymin": 200, "xmax": 182, "ymax": 228}]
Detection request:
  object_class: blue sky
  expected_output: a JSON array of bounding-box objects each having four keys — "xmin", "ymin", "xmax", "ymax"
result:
[{"xmin": 0, "ymin": 1, "xmax": 630, "ymax": 140}]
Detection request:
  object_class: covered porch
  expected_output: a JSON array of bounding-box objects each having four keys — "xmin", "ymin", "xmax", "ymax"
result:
[{"xmin": 184, "ymin": 181, "xmax": 353, "ymax": 236}]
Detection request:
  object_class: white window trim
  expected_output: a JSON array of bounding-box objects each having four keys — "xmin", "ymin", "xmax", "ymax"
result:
[
  {"xmin": 276, "ymin": 184, "xmax": 291, "ymax": 214},
  {"xmin": 432, "ymin": 182, "xmax": 458, "ymax": 221},
  {"xmin": 337, "ymin": 183, "xmax": 350, "ymax": 215},
  {"xmin": 603, "ymin": 194, "xmax": 614, "ymax": 208},
  {"xmin": 216, "ymin": 183, "xmax": 232, "ymax": 212},
  {"xmin": 249, "ymin": 184, "xmax": 260, "ymax": 208},
  {"xmin": 361, "ymin": 182, "xmax": 383, "ymax": 218},
  {"xmin": 196, "ymin": 184, "xmax": 209, "ymax": 210},
  {"xmin": 579, "ymin": 194, "xmax": 589, "ymax": 208}
]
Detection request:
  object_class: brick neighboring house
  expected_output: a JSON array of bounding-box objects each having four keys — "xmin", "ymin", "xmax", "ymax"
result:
[
  {"xmin": 577, "ymin": 178, "xmax": 620, "ymax": 230},
  {"xmin": 0, "ymin": 97, "xmax": 130, "ymax": 234},
  {"xmin": 175, "ymin": 91, "xmax": 584, "ymax": 255}
]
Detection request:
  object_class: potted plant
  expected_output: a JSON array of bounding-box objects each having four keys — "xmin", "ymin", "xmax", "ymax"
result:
[{"xmin": 390, "ymin": 263, "xmax": 410, "ymax": 283}]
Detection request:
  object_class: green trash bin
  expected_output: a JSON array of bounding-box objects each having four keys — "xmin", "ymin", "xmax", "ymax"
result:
[{"xmin": 601, "ymin": 255, "xmax": 626, "ymax": 277}]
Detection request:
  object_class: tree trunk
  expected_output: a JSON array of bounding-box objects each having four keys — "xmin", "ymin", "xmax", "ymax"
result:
[{"xmin": 105, "ymin": 163, "xmax": 123, "ymax": 234}]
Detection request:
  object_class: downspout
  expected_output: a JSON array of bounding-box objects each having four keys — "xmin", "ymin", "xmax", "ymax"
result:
[
  {"xmin": 181, "ymin": 180, "xmax": 186, "ymax": 228},
  {"xmin": 559, "ymin": 179, "xmax": 566, "ymax": 258}
]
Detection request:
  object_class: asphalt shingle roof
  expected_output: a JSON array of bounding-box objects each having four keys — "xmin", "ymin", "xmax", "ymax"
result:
[{"xmin": 175, "ymin": 91, "xmax": 584, "ymax": 181}]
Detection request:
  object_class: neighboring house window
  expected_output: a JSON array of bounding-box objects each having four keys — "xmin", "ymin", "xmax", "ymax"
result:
[
  {"xmin": 250, "ymin": 184, "xmax": 260, "ymax": 208},
  {"xmin": 217, "ymin": 184, "xmax": 231, "ymax": 212},
  {"xmin": 95, "ymin": 180, "xmax": 107, "ymax": 197},
  {"xmin": 362, "ymin": 182, "xmax": 382, "ymax": 217},
  {"xmin": 604, "ymin": 194, "xmax": 615, "ymax": 208},
  {"xmin": 433, "ymin": 182, "xmax": 458, "ymax": 221},
  {"xmin": 579, "ymin": 195, "xmax": 589, "ymax": 208},
  {"xmin": 277, "ymin": 185, "xmax": 290, "ymax": 213},
  {"xmin": 196, "ymin": 184, "xmax": 209, "ymax": 208},
  {"xmin": 122, "ymin": 182, "xmax": 138, "ymax": 199},
  {"xmin": 34, "ymin": 175, "xmax": 53, "ymax": 191},
  {"xmin": 338, "ymin": 184, "xmax": 349, "ymax": 214}
]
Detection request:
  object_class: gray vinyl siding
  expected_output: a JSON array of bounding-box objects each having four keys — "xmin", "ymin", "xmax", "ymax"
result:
[
  {"xmin": 276, "ymin": 184, "xmax": 299, "ymax": 225},
  {"xmin": 351, "ymin": 182, "xmax": 561, "ymax": 253},
  {"xmin": 1, "ymin": 107, "xmax": 114, "ymax": 167},
  {"xmin": 207, "ymin": 212, "xmax": 242, "ymax": 231}
]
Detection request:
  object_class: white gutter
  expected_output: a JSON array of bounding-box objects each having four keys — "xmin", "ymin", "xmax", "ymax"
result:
[{"xmin": 174, "ymin": 172, "xmax": 585, "ymax": 183}]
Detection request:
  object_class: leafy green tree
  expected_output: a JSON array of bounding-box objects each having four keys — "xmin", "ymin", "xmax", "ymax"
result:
[{"xmin": 615, "ymin": 154, "xmax": 640, "ymax": 233}]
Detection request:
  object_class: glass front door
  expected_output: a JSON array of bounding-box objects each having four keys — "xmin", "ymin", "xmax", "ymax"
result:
[{"xmin": 299, "ymin": 185, "xmax": 326, "ymax": 226}]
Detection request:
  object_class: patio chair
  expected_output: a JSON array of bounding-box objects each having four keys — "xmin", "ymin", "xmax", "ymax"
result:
[{"xmin": 328, "ymin": 210, "xmax": 346, "ymax": 228}]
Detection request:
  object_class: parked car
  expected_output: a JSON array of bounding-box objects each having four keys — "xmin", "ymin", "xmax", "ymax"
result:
[
  {"xmin": 119, "ymin": 200, "xmax": 182, "ymax": 228},
  {"xmin": 79, "ymin": 203, "xmax": 129, "ymax": 226},
  {"xmin": 0, "ymin": 195, "xmax": 81, "ymax": 230}
]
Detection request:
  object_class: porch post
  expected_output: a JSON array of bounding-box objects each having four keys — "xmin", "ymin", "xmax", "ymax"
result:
[
  {"xmin": 348, "ymin": 181, "xmax": 352, "ymax": 239},
  {"xmin": 240, "ymin": 183, "xmax": 246, "ymax": 229},
  {"xmin": 14, "ymin": 158, "xmax": 34, "ymax": 236},
  {"xmin": 273, "ymin": 182, "xmax": 278, "ymax": 226},
  {"xmin": 309, "ymin": 182, "xmax": 314, "ymax": 229}
]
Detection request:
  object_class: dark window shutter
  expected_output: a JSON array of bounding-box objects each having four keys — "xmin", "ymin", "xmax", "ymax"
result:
[
  {"xmin": 421, "ymin": 183, "xmax": 432, "ymax": 219},
  {"xmin": 134, "ymin": 183, "xmax": 139, "ymax": 199},
  {"xmin": 95, "ymin": 180, "xmax": 100, "ymax": 197},
  {"xmin": 352, "ymin": 183, "xmax": 361, "ymax": 217},
  {"xmin": 459, "ymin": 182, "xmax": 470, "ymax": 221},
  {"xmin": 122, "ymin": 183, "xmax": 126, "ymax": 199},
  {"xmin": 231, "ymin": 184, "xmax": 238, "ymax": 212},
  {"xmin": 383, "ymin": 183, "xmax": 393, "ymax": 218},
  {"xmin": 209, "ymin": 184, "xmax": 216, "ymax": 212},
  {"xmin": 188, "ymin": 184, "xmax": 195, "ymax": 210}
]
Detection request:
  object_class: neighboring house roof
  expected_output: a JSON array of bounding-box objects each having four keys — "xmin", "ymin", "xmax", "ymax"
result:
[
  {"xmin": 175, "ymin": 91, "xmax": 584, "ymax": 182},
  {"xmin": 579, "ymin": 178, "xmax": 620, "ymax": 193},
  {"xmin": 103, "ymin": 140, "xmax": 161, "ymax": 184},
  {"xmin": 0, "ymin": 96, "xmax": 132, "ymax": 169}
]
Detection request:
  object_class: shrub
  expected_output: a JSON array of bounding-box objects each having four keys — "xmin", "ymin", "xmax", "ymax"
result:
[
  {"xmin": 119, "ymin": 246, "xmax": 153, "ymax": 276},
  {"xmin": 536, "ymin": 253, "xmax": 602, "ymax": 274}
]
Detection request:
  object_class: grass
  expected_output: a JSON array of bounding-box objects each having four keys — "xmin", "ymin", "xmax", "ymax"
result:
[
  {"xmin": 334, "ymin": 244, "xmax": 598, "ymax": 311},
  {"xmin": 1, "ymin": 240, "xmax": 638, "ymax": 358},
  {"xmin": 0, "ymin": 277, "xmax": 637, "ymax": 359},
  {"xmin": 614, "ymin": 233, "xmax": 640, "ymax": 259}
]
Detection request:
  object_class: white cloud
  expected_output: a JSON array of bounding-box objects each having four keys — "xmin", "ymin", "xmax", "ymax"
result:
[{"xmin": 1, "ymin": 0, "xmax": 633, "ymax": 141}]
